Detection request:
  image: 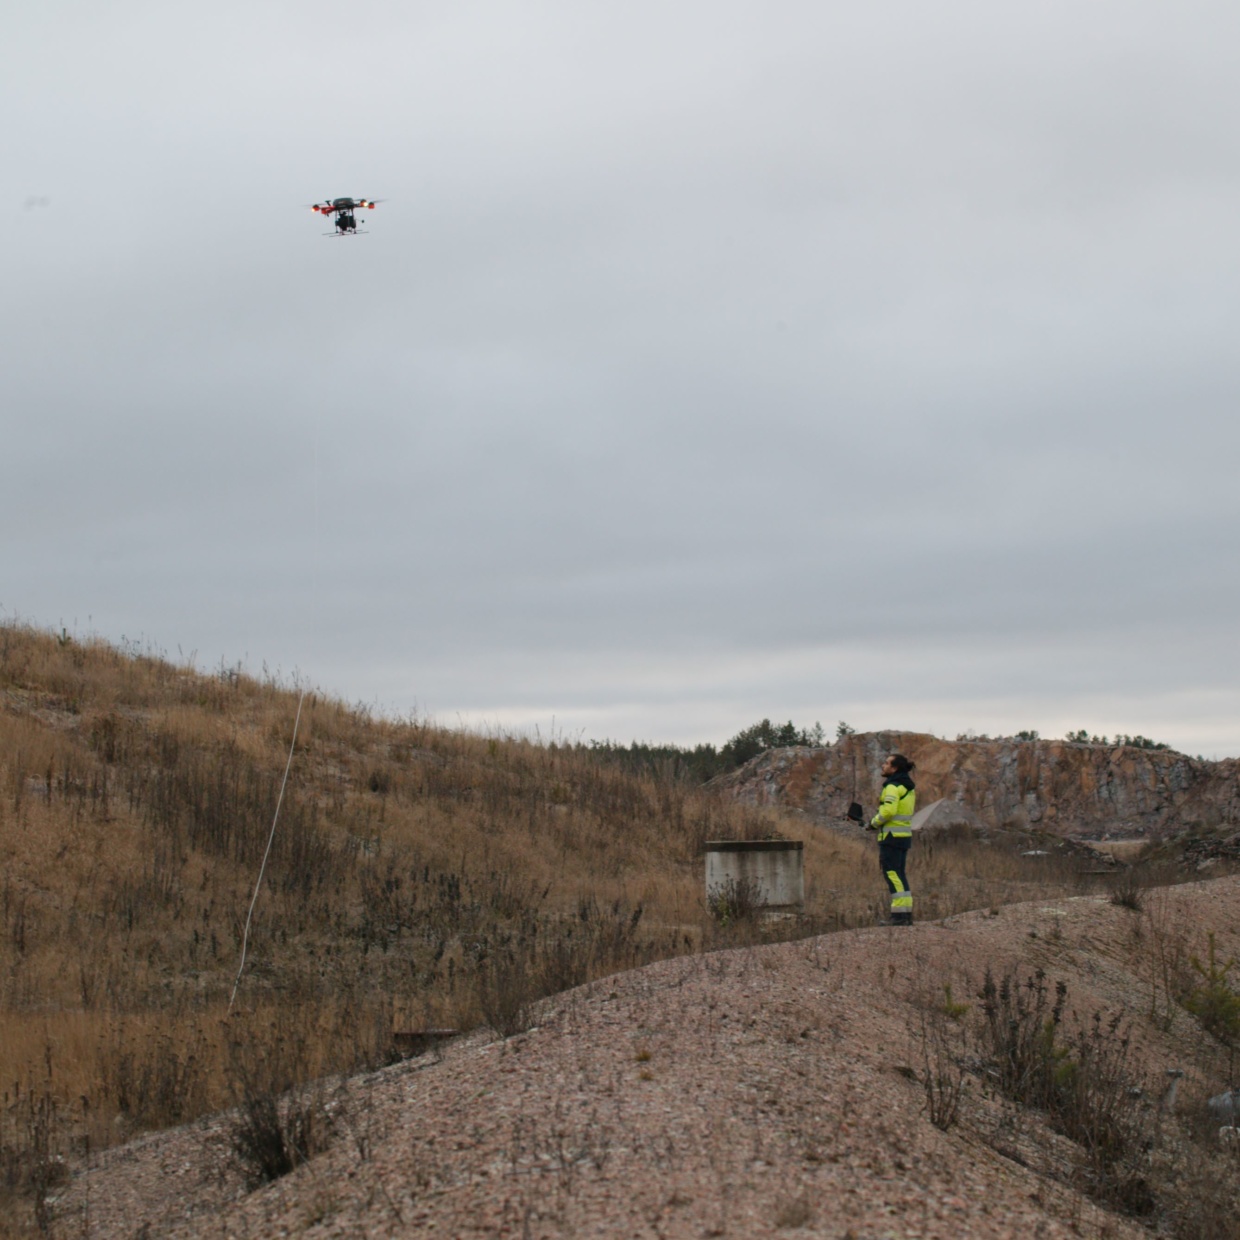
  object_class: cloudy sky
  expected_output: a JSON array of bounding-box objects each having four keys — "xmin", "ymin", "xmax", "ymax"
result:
[{"xmin": 5, "ymin": 1, "xmax": 1239, "ymax": 755}]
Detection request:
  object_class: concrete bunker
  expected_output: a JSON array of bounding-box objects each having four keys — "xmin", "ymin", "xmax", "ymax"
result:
[{"xmin": 705, "ymin": 839, "xmax": 804, "ymax": 914}]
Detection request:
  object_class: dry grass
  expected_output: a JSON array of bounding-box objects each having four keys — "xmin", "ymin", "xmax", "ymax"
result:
[{"xmin": 0, "ymin": 619, "xmax": 1224, "ymax": 1235}]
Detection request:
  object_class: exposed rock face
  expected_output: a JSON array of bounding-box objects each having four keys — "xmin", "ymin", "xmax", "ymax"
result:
[{"xmin": 715, "ymin": 731, "xmax": 1240, "ymax": 839}]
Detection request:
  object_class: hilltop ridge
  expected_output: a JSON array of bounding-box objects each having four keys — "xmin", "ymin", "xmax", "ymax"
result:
[{"xmin": 716, "ymin": 730, "xmax": 1240, "ymax": 840}]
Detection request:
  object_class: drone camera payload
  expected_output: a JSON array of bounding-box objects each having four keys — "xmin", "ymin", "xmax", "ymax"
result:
[{"xmin": 310, "ymin": 197, "xmax": 381, "ymax": 236}]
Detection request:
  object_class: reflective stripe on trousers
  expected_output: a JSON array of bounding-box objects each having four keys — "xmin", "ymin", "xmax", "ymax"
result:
[{"xmin": 879, "ymin": 839, "xmax": 912, "ymax": 914}]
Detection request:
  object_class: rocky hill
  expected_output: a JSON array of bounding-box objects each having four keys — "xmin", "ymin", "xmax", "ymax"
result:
[{"xmin": 715, "ymin": 731, "xmax": 1240, "ymax": 840}]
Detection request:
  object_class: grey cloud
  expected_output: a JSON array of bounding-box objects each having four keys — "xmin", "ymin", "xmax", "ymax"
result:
[{"xmin": 4, "ymin": 1, "xmax": 1239, "ymax": 753}]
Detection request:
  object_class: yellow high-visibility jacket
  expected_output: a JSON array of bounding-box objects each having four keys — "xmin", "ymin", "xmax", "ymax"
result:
[{"xmin": 871, "ymin": 780, "xmax": 915, "ymax": 841}]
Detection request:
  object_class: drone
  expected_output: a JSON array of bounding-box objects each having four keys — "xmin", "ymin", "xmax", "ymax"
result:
[{"xmin": 311, "ymin": 197, "xmax": 381, "ymax": 236}]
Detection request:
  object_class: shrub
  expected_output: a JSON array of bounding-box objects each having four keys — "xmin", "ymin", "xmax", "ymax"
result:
[
  {"xmin": 918, "ymin": 1008, "xmax": 966, "ymax": 1131},
  {"xmin": 706, "ymin": 877, "xmax": 766, "ymax": 927},
  {"xmin": 1109, "ymin": 869, "xmax": 1145, "ymax": 912},
  {"xmin": 476, "ymin": 948, "xmax": 539, "ymax": 1039},
  {"xmin": 229, "ymin": 1091, "xmax": 329, "ymax": 1190},
  {"xmin": 976, "ymin": 968, "xmax": 1155, "ymax": 1214},
  {"xmin": 224, "ymin": 1012, "xmax": 334, "ymax": 1189},
  {"xmin": 978, "ymin": 968, "xmax": 1067, "ymax": 1110},
  {"xmin": 1183, "ymin": 933, "xmax": 1240, "ymax": 1048},
  {"xmin": 0, "ymin": 1078, "xmax": 69, "ymax": 1236}
]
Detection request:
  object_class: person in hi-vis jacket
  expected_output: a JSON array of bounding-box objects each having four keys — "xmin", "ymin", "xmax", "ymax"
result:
[{"xmin": 869, "ymin": 753, "xmax": 916, "ymax": 926}]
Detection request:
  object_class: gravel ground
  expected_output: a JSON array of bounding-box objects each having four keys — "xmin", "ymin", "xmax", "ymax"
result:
[{"xmin": 56, "ymin": 876, "xmax": 1240, "ymax": 1239}]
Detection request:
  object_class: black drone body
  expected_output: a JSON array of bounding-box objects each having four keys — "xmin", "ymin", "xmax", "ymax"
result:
[{"xmin": 311, "ymin": 197, "xmax": 380, "ymax": 235}]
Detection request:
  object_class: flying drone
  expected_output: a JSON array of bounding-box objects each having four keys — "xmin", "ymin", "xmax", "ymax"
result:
[{"xmin": 310, "ymin": 197, "xmax": 381, "ymax": 236}]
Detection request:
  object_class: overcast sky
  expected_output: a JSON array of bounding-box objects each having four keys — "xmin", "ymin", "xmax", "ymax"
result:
[{"xmin": 5, "ymin": 1, "xmax": 1240, "ymax": 755}]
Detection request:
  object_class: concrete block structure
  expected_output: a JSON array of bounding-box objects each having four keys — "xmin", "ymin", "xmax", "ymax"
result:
[{"xmin": 705, "ymin": 839, "xmax": 804, "ymax": 913}]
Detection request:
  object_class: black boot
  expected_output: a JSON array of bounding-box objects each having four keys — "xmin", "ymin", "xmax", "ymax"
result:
[{"xmin": 891, "ymin": 912, "xmax": 913, "ymax": 927}]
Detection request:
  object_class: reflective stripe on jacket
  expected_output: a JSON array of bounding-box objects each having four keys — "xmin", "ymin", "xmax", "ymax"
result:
[{"xmin": 871, "ymin": 780, "xmax": 915, "ymax": 840}]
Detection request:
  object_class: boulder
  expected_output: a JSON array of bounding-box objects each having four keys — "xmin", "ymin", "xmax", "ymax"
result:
[{"xmin": 908, "ymin": 798, "xmax": 987, "ymax": 835}]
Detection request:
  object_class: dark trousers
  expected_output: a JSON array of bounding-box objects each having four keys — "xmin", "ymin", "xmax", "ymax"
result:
[{"xmin": 879, "ymin": 838, "xmax": 912, "ymax": 919}]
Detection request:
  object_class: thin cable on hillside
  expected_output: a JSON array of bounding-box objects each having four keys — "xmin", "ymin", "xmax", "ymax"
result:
[
  {"xmin": 228, "ymin": 423, "xmax": 321, "ymax": 1013},
  {"xmin": 228, "ymin": 687, "xmax": 306, "ymax": 1013}
]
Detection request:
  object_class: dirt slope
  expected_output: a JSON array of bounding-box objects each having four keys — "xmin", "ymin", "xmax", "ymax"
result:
[{"xmin": 58, "ymin": 876, "xmax": 1240, "ymax": 1239}]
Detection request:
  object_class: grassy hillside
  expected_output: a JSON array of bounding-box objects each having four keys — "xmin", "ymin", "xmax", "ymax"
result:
[{"xmin": 0, "ymin": 621, "xmax": 1205, "ymax": 1233}]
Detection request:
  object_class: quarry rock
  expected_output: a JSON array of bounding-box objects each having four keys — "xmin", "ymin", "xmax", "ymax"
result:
[{"xmin": 714, "ymin": 732, "xmax": 1240, "ymax": 840}]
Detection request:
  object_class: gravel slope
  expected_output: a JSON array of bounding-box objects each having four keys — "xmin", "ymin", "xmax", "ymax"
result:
[{"xmin": 58, "ymin": 876, "xmax": 1240, "ymax": 1238}]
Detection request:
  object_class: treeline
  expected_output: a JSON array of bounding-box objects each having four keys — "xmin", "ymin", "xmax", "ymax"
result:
[
  {"xmin": 586, "ymin": 719, "xmax": 1179, "ymax": 784},
  {"xmin": 1063, "ymin": 729, "xmax": 1172, "ymax": 750},
  {"xmin": 583, "ymin": 718, "xmax": 826, "ymax": 784},
  {"xmin": 1005, "ymin": 729, "xmax": 1172, "ymax": 751}
]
